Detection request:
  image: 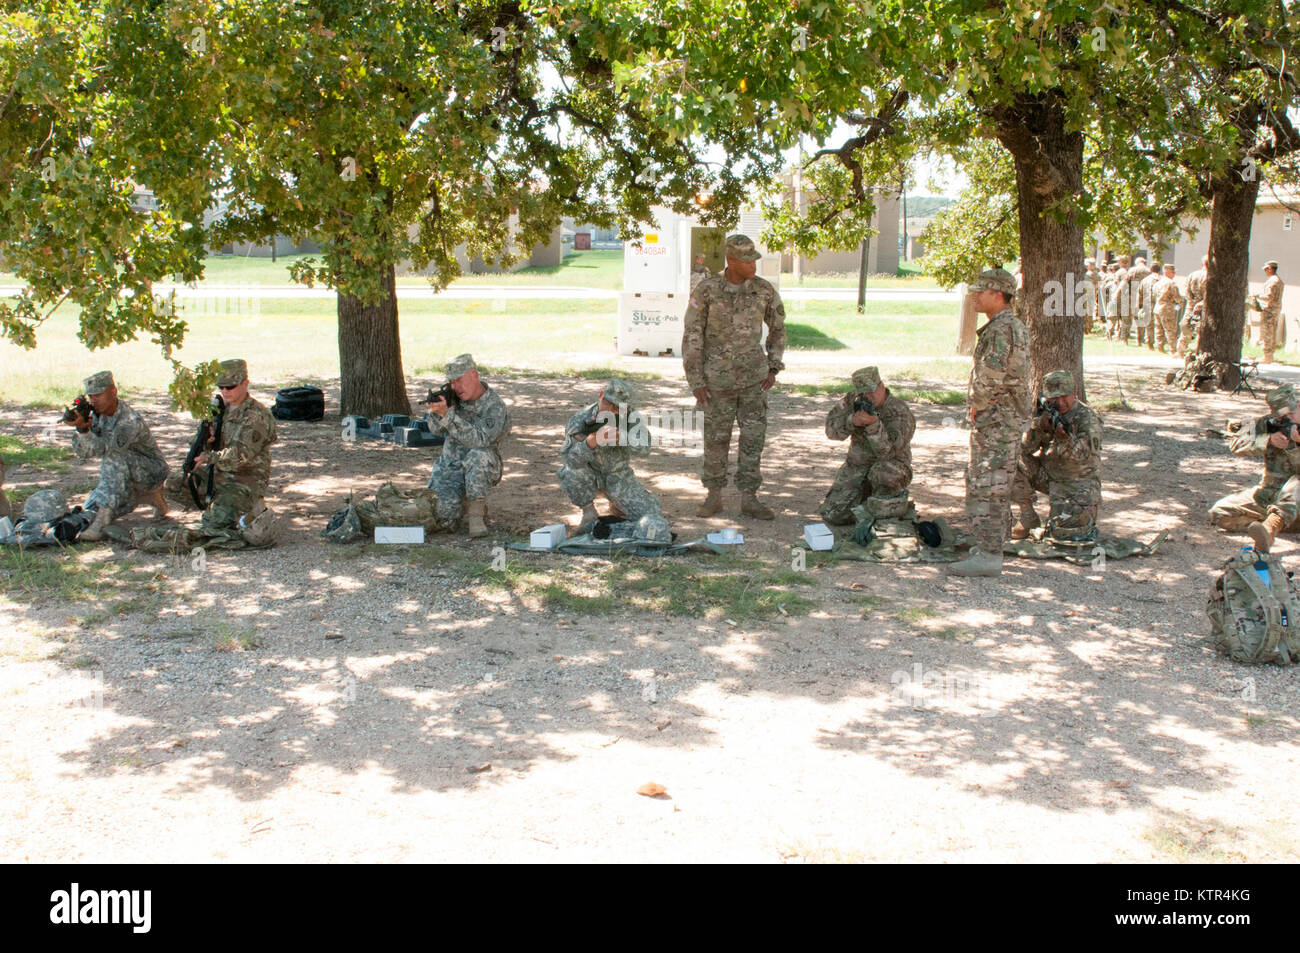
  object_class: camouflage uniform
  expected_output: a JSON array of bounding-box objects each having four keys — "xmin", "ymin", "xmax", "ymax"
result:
[
  {"xmin": 71, "ymin": 393, "xmax": 169, "ymax": 520},
  {"xmin": 1135, "ymin": 266, "xmax": 1160, "ymax": 349},
  {"xmin": 557, "ymin": 379, "xmax": 661, "ymax": 523},
  {"xmin": 1011, "ymin": 370, "xmax": 1102, "ymax": 540},
  {"xmin": 1209, "ymin": 384, "xmax": 1300, "ymax": 532},
  {"xmin": 427, "ymin": 371, "xmax": 510, "ymax": 528},
  {"xmin": 682, "ymin": 236, "xmax": 786, "ymax": 492},
  {"xmin": 818, "ymin": 366, "xmax": 915, "ymax": 525},
  {"xmin": 1178, "ymin": 264, "xmax": 1207, "ymax": 355},
  {"xmin": 1101, "ymin": 267, "xmax": 1119, "ymax": 338},
  {"xmin": 1256, "ymin": 266, "xmax": 1284, "ymax": 360},
  {"xmin": 965, "ymin": 272, "xmax": 1032, "ymax": 554},
  {"xmin": 1153, "ymin": 272, "xmax": 1185, "ymax": 353},
  {"xmin": 1082, "ymin": 263, "xmax": 1100, "ymax": 333},
  {"xmin": 1117, "ymin": 262, "xmax": 1149, "ymax": 343}
]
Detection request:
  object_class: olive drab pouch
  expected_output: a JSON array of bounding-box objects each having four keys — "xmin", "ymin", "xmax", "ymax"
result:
[{"xmin": 1207, "ymin": 548, "xmax": 1300, "ymax": 665}]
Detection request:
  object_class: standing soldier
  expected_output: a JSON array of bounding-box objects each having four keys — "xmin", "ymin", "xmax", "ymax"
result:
[
  {"xmin": 176, "ymin": 359, "xmax": 278, "ymax": 541},
  {"xmin": 1011, "ymin": 370, "xmax": 1103, "ymax": 541},
  {"xmin": 1117, "ymin": 255, "xmax": 1147, "ymax": 344},
  {"xmin": 64, "ymin": 370, "xmax": 169, "ymax": 541},
  {"xmin": 557, "ymin": 377, "xmax": 663, "ymax": 531},
  {"xmin": 1102, "ymin": 263, "xmax": 1120, "ymax": 339},
  {"xmin": 951, "ymin": 267, "xmax": 1031, "ymax": 577},
  {"xmin": 1153, "ymin": 263, "xmax": 1186, "ymax": 354},
  {"xmin": 817, "ymin": 366, "xmax": 915, "ymax": 526},
  {"xmin": 1209, "ymin": 384, "xmax": 1300, "ymax": 551},
  {"xmin": 425, "ymin": 354, "xmax": 511, "ymax": 538},
  {"xmin": 1178, "ymin": 254, "xmax": 1209, "ymax": 356},
  {"xmin": 682, "ymin": 233, "xmax": 786, "ymax": 520},
  {"xmin": 1136, "ymin": 259, "xmax": 1160, "ymax": 350},
  {"xmin": 1250, "ymin": 260, "xmax": 1284, "ymax": 364},
  {"xmin": 1082, "ymin": 258, "xmax": 1100, "ymax": 334}
]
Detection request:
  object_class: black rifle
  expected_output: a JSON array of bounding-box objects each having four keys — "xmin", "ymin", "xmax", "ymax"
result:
[
  {"xmin": 1266, "ymin": 416, "xmax": 1296, "ymax": 438},
  {"xmin": 424, "ymin": 383, "xmax": 460, "ymax": 410},
  {"xmin": 182, "ymin": 394, "xmax": 225, "ymax": 510},
  {"xmin": 572, "ymin": 408, "xmax": 618, "ymax": 439},
  {"xmin": 1035, "ymin": 395, "xmax": 1072, "ymax": 435},
  {"xmin": 59, "ymin": 395, "xmax": 92, "ymax": 427},
  {"xmin": 852, "ymin": 394, "xmax": 879, "ymax": 416}
]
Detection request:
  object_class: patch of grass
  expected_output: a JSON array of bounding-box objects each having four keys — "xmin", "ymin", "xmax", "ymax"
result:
[
  {"xmin": 611, "ymin": 559, "xmax": 817, "ymax": 620},
  {"xmin": 211, "ymin": 621, "xmax": 259, "ymax": 653},
  {"xmin": 895, "ymin": 606, "xmax": 938, "ymax": 622},
  {"xmin": 1143, "ymin": 823, "xmax": 1247, "ymax": 863},
  {"xmin": 786, "ymin": 322, "xmax": 849, "ymax": 350},
  {"xmin": 537, "ymin": 580, "xmax": 617, "ymax": 614},
  {"xmin": 0, "ymin": 434, "xmax": 74, "ymax": 472},
  {"xmin": 1246, "ymin": 714, "xmax": 1276, "ymax": 730},
  {"xmin": 858, "ymin": 594, "xmax": 889, "ymax": 614},
  {"xmin": 897, "ymin": 388, "xmax": 966, "ymax": 406},
  {"xmin": 929, "ymin": 625, "xmax": 974, "ymax": 642},
  {"xmin": 66, "ymin": 653, "xmax": 98, "ymax": 669},
  {"xmin": 1098, "ymin": 398, "xmax": 1134, "ymax": 413}
]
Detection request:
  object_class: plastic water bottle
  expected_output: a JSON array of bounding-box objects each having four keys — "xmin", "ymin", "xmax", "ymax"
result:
[{"xmin": 1244, "ymin": 545, "xmax": 1270, "ymax": 588}]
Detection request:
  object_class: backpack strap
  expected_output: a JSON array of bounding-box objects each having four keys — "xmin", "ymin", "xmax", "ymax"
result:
[{"xmin": 1229, "ymin": 553, "xmax": 1283, "ymax": 662}]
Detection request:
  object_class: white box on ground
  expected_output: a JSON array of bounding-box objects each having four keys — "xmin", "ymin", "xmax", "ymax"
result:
[
  {"xmin": 803, "ymin": 523, "xmax": 835, "ymax": 551},
  {"xmin": 617, "ymin": 291, "xmax": 683, "ymax": 356},
  {"xmin": 375, "ymin": 526, "xmax": 424, "ymax": 544},
  {"xmin": 530, "ymin": 524, "xmax": 566, "ymax": 549},
  {"xmin": 706, "ymin": 529, "xmax": 744, "ymax": 545}
]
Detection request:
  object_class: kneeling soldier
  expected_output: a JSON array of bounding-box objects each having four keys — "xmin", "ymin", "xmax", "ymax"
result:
[
  {"xmin": 65, "ymin": 370, "xmax": 169, "ymax": 541},
  {"xmin": 818, "ymin": 366, "xmax": 915, "ymax": 525},
  {"xmin": 1010, "ymin": 370, "xmax": 1103, "ymax": 541},
  {"xmin": 425, "ymin": 353, "xmax": 511, "ymax": 538},
  {"xmin": 557, "ymin": 378, "xmax": 662, "ymax": 530},
  {"xmin": 166, "ymin": 359, "xmax": 278, "ymax": 539},
  {"xmin": 1209, "ymin": 383, "xmax": 1300, "ymax": 552}
]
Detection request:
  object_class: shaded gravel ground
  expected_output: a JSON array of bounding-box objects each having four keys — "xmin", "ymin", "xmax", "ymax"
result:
[{"xmin": 1, "ymin": 363, "xmax": 1297, "ymax": 863}]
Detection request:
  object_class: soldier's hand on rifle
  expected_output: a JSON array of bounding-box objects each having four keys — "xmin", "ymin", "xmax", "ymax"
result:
[
  {"xmin": 692, "ymin": 386, "xmax": 711, "ymax": 406},
  {"xmin": 1036, "ymin": 412, "xmax": 1056, "ymax": 433},
  {"xmin": 585, "ymin": 424, "xmax": 617, "ymax": 449},
  {"xmin": 427, "ymin": 395, "xmax": 449, "ymax": 417},
  {"xmin": 851, "ymin": 410, "xmax": 876, "ymax": 428},
  {"xmin": 1054, "ymin": 422, "xmax": 1069, "ymax": 440},
  {"xmin": 1269, "ymin": 429, "xmax": 1293, "ymax": 449}
]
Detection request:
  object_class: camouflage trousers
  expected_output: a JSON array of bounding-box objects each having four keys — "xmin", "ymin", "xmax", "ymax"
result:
[
  {"xmin": 1154, "ymin": 307, "xmax": 1179, "ymax": 352},
  {"xmin": 818, "ymin": 458, "xmax": 912, "ymax": 525},
  {"xmin": 1011, "ymin": 455, "xmax": 1101, "ymax": 540},
  {"xmin": 427, "ymin": 443, "xmax": 502, "ymax": 524},
  {"xmin": 164, "ymin": 468, "xmax": 262, "ymax": 533},
  {"xmin": 87, "ymin": 452, "xmax": 168, "ymax": 519},
  {"xmin": 558, "ymin": 455, "xmax": 661, "ymax": 521},
  {"xmin": 1259, "ymin": 309, "xmax": 1280, "ymax": 357},
  {"xmin": 966, "ymin": 422, "xmax": 1020, "ymax": 553},
  {"xmin": 700, "ymin": 383, "xmax": 767, "ymax": 491},
  {"xmin": 1177, "ymin": 313, "xmax": 1201, "ymax": 355},
  {"xmin": 1132, "ymin": 314, "xmax": 1155, "ymax": 349},
  {"xmin": 1209, "ymin": 479, "xmax": 1300, "ymax": 531}
]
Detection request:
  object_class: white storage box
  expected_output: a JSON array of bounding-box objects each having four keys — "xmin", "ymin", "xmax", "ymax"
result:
[
  {"xmin": 530, "ymin": 524, "xmax": 567, "ymax": 549},
  {"xmin": 803, "ymin": 523, "xmax": 835, "ymax": 551},
  {"xmin": 617, "ymin": 291, "xmax": 683, "ymax": 357},
  {"xmin": 375, "ymin": 526, "xmax": 425, "ymax": 544}
]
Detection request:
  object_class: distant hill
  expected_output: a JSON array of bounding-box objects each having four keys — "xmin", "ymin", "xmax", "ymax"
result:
[{"xmin": 902, "ymin": 196, "xmax": 955, "ymax": 219}]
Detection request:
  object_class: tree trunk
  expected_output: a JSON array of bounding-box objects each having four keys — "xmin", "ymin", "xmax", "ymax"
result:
[
  {"xmin": 336, "ymin": 262, "xmax": 412, "ymax": 418},
  {"xmin": 994, "ymin": 93, "xmax": 1086, "ymax": 401},
  {"xmin": 1197, "ymin": 170, "xmax": 1261, "ymax": 391}
]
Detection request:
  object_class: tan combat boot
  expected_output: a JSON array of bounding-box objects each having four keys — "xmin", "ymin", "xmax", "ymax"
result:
[
  {"xmin": 696, "ymin": 488, "xmax": 723, "ymax": 518},
  {"xmin": 1247, "ymin": 511, "xmax": 1287, "ymax": 553},
  {"xmin": 949, "ymin": 547, "xmax": 1003, "ymax": 577},
  {"xmin": 77, "ymin": 507, "xmax": 113, "ymax": 543},
  {"xmin": 1011, "ymin": 507, "xmax": 1040, "ymax": 540},
  {"xmin": 740, "ymin": 490, "xmax": 775, "ymax": 520},
  {"xmin": 466, "ymin": 499, "xmax": 488, "ymax": 538},
  {"xmin": 141, "ymin": 486, "xmax": 169, "ymax": 519}
]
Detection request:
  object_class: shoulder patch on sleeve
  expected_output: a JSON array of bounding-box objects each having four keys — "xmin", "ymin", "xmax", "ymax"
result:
[{"xmin": 689, "ymin": 298, "xmax": 701, "ymax": 309}]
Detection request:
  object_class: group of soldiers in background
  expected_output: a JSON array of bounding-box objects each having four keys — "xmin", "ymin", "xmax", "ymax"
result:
[{"xmin": 1012, "ymin": 255, "xmax": 1285, "ymax": 365}]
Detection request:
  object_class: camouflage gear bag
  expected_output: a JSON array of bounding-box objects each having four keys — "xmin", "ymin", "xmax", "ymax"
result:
[{"xmin": 1206, "ymin": 548, "xmax": 1300, "ymax": 665}]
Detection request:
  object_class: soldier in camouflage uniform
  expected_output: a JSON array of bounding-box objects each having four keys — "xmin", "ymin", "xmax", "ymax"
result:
[
  {"xmin": 1082, "ymin": 258, "xmax": 1100, "ymax": 334},
  {"xmin": 951, "ymin": 267, "xmax": 1031, "ymax": 577},
  {"xmin": 1116, "ymin": 256, "xmax": 1147, "ymax": 344},
  {"xmin": 682, "ymin": 233, "xmax": 786, "ymax": 520},
  {"xmin": 1135, "ymin": 259, "xmax": 1160, "ymax": 350},
  {"xmin": 1010, "ymin": 370, "xmax": 1103, "ymax": 541},
  {"xmin": 1177, "ymin": 255, "xmax": 1208, "ymax": 357},
  {"xmin": 425, "ymin": 353, "xmax": 511, "ymax": 538},
  {"xmin": 63, "ymin": 370, "xmax": 169, "ymax": 541},
  {"xmin": 1152, "ymin": 263, "xmax": 1186, "ymax": 354},
  {"xmin": 818, "ymin": 366, "xmax": 915, "ymax": 525},
  {"xmin": 1209, "ymin": 383, "xmax": 1300, "ymax": 551},
  {"xmin": 166, "ymin": 359, "xmax": 278, "ymax": 541},
  {"xmin": 1250, "ymin": 260, "xmax": 1284, "ymax": 364},
  {"xmin": 557, "ymin": 377, "xmax": 662, "ymax": 530}
]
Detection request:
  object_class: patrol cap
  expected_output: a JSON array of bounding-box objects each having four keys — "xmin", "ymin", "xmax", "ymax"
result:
[
  {"xmin": 1042, "ymin": 369, "xmax": 1075, "ymax": 399},
  {"xmin": 723, "ymin": 234, "xmax": 762, "ymax": 262},
  {"xmin": 446, "ymin": 353, "xmax": 477, "ymax": 379},
  {"xmin": 1265, "ymin": 260, "xmax": 1280, "ymax": 270},
  {"xmin": 1266, "ymin": 383, "xmax": 1297, "ymax": 414},
  {"xmin": 970, "ymin": 267, "xmax": 1016, "ymax": 297},
  {"xmin": 21, "ymin": 489, "xmax": 68, "ymax": 526},
  {"xmin": 851, "ymin": 366, "xmax": 882, "ymax": 392},
  {"xmin": 83, "ymin": 370, "xmax": 115, "ymax": 395},
  {"xmin": 216, "ymin": 359, "xmax": 248, "ymax": 388},
  {"xmin": 602, "ymin": 377, "xmax": 634, "ymax": 408}
]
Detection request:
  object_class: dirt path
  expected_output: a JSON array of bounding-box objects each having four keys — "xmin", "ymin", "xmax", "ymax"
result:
[{"xmin": 1, "ymin": 362, "xmax": 1297, "ymax": 862}]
